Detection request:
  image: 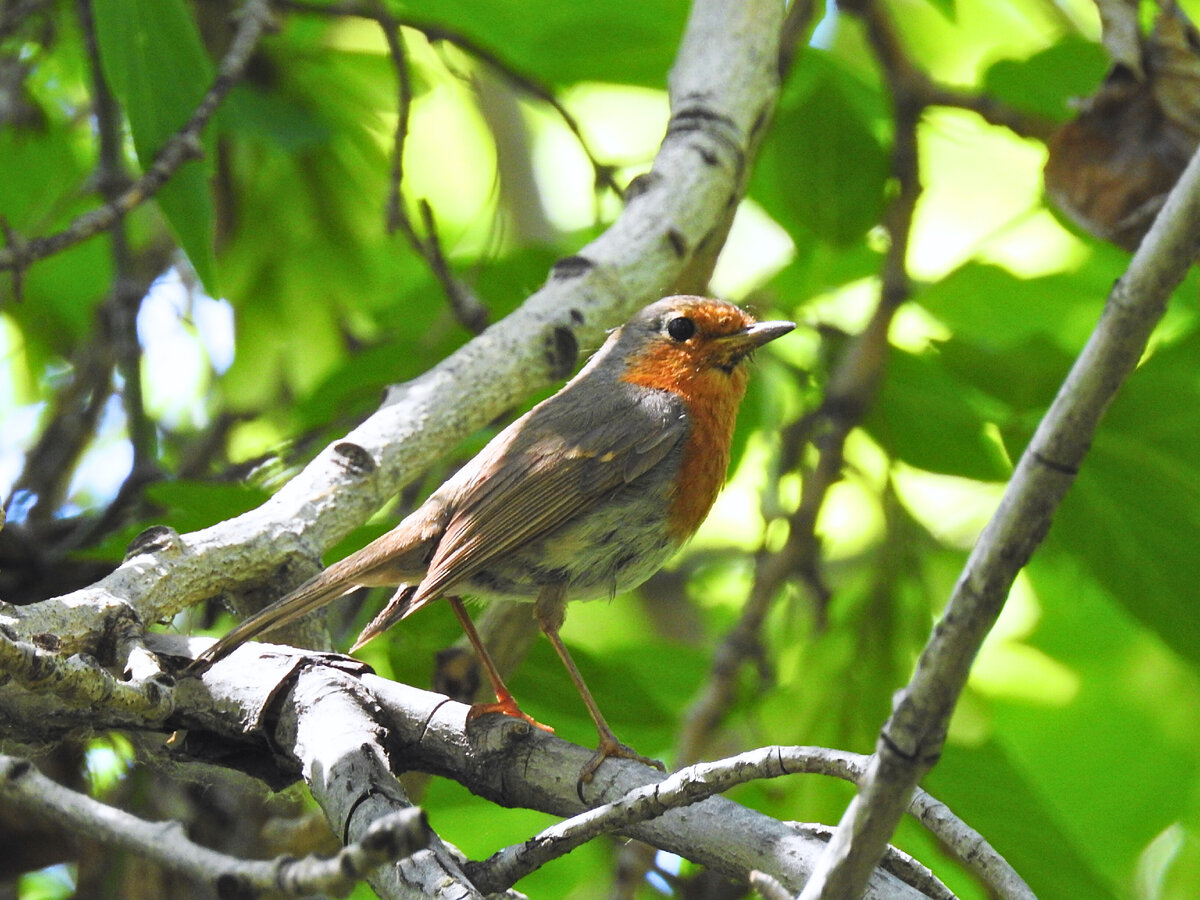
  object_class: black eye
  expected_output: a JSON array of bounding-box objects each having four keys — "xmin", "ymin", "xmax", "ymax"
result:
[{"xmin": 666, "ymin": 316, "xmax": 696, "ymax": 342}]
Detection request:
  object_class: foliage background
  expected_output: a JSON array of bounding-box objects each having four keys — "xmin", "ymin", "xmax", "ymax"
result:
[{"xmin": 2, "ymin": 0, "xmax": 1200, "ymax": 898}]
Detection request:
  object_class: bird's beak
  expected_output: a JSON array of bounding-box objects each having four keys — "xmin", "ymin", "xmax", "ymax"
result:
[
  {"xmin": 719, "ymin": 319, "xmax": 796, "ymax": 353},
  {"xmin": 711, "ymin": 319, "xmax": 794, "ymax": 371}
]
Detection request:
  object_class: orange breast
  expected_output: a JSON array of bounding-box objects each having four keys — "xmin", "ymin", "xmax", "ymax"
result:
[{"xmin": 621, "ymin": 351, "xmax": 748, "ymax": 541}]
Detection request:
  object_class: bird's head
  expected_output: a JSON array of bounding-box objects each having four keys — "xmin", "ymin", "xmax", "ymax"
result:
[{"xmin": 614, "ymin": 295, "xmax": 794, "ymax": 394}]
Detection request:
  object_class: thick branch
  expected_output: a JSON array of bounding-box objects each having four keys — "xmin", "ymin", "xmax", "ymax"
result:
[
  {"xmin": 3, "ymin": 624, "xmax": 1012, "ymax": 898},
  {"xmin": 0, "ymin": 628, "xmax": 173, "ymax": 728},
  {"xmin": 154, "ymin": 638, "xmax": 940, "ymax": 899},
  {"xmin": 799, "ymin": 104, "xmax": 1200, "ymax": 900}
]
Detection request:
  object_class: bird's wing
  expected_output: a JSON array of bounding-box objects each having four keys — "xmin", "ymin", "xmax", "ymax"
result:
[{"xmin": 408, "ymin": 383, "xmax": 687, "ymax": 609}]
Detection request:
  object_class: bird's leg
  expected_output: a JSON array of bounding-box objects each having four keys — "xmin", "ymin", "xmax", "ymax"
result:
[
  {"xmin": 534, "ymin": 585, "xmax": 665, "ymax": 786},
  {"xmin": 447, "ymin": 596, "xmax": 552, "ymax": 733}
]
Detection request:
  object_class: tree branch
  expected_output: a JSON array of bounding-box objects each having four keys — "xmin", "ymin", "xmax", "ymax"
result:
[
  {"xmin": 0, "ymin": 753, "xmax": 429, "ymax": 897},
  {"xmin": 799, "ymin": 80, "xmax": 1200, "ymax": 900},
  {"xmin": 469, "ymin": 745, "xmax": 1025, "ymax": 899},
  {"xmin": 0, "ymin": 627, "xmax": 173, "ymax": 729},
  {"xmin": 2, "ymin": 621, "xmax": 1016, "ymax": 899},
  {"xmin": 154, "ymin": 638, "xmax": 942, "ymax": 898}
]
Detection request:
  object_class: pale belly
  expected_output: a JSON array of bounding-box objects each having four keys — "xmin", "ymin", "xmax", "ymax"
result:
[{"xmin": 460, "ymin": 488, "xmax": 680, "ymax": 603}]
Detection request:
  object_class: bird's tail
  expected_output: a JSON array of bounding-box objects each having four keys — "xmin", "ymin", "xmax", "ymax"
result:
[
  {"xmin": 188, "ymin": 498, "xmax": 444, "ymax": 672},
  {"xmin": 349, "ymin": 583, "xmax": 420, "ymax": 652},
  {"xmin": 187, "ymin": 557, "xmax": 370, "ymax": 672}
]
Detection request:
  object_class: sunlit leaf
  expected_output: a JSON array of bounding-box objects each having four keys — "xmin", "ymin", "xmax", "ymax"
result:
[
  {"xmin": 1048, "ymin": 331, "xmax": 1200, "ymax": 669},
  {"xmin": 983, "ymin": 37, "xmax": 1109, "ymax": 122},
  {"xmin": 864, "ymin": 346, "xmax": 1011, "ymax": 481},
  {"xmin": 402, "ymin": 0, "xmax": 688, "ymax": 88}
]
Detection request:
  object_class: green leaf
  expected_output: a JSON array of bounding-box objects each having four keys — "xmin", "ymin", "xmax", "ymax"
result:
[
  {"xmin": 983, "ymin": 37, "xmax": 1108, "ymax": 123},
  {"xmin": 980, "ymin": 553, "xmax": 1200, "ymax": 886},
  {"xmin": 939, "ymin": 333, "xmax": 1070, "ymax": 417},
  {"xmin": 864, "ymin": 346, "xmax": 1012, "ymax": 481},
  {"xmin": 917, "ymin": 262, "xmax": 1110, "ymax": 351},
  {"xmin": 92, "ymin": 0, "xmax": 219, "ymax": 293},
  {"xmin": 403, "ymin": 0, "xmax": 688, "ymax": 88},
  {"xmin": 1048, "ymin": 331, "xmax": 1200, "ymax": 668},
  {"xmin": 926, "ymin": 738, "xmax": 1121, "ymax": 899},
  {"xmin": 752, "ymin": 50, "xmax": 890, "ymax": 246},
  {"xmin": 143, "ymin": 480, "xmax": 271, "ymax": 533}
]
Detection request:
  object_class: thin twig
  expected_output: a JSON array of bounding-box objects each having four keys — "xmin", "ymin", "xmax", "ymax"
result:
[
  {"xmin": 416, "ymin": 200, "xmax": 489, "ymax": 333},
  {"xmin": 374, "ymin": 1, "xmax": 415, "ymax": 238},
  {"xmin": 76, "ymin": 0, "xmax": 162, "ymax": 514},
  {"xmin": 281, "ymin": 0, "xmax": 620, "ymax": 196},
  {"xmin": 791, "ymin": 0, "xmax": 924, "ymax": 612},
  {"xmin": 0, "ymin": 754, "xmax": 428, "ymax": 897},
  {"xmin": 0, "ymin": 0, "xmax": 276, "ymax": 278},
  {"xmin": 466, "ymin": 746, "xmax": 1024, "ymax": 899},
  {"xmin": 347, "ymin": 4, "xmax": 489, "ymax": 333},
  {"xmin": 925, "ymin": 84, "xmax": 1057, "ymax": 141}
]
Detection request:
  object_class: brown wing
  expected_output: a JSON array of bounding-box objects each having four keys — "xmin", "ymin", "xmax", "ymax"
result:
[{"xmin": 406, "ymin": 382, "xmax": 687, "ymax": 611}]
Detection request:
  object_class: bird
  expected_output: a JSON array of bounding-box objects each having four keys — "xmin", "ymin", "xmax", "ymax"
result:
[{"xmin": 190, "ymin": 295, "xmax": 794, "ymax": 783}]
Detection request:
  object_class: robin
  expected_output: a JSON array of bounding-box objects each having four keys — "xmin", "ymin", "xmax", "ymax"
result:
[{"xmin": 191, "ymin": 295, "xmax": 794, "ymax": 783}]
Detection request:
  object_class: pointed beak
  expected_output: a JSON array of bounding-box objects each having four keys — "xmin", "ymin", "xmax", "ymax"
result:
[
  {"xmin": 718, "ymin": 319, "xmax": 796, "ymax": 354},
  {"xmin": 740, "ymin": 319, "xmax": 796, "ymax": 348},
  {"xmin": 711, "ymin": 319, "xmax": 794, "ymax": 371}
]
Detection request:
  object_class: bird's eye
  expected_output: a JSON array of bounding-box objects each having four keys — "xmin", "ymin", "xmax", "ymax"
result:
[{"xmin": 666, "ymin": 316, "xmax": 696, "ymax": 342}]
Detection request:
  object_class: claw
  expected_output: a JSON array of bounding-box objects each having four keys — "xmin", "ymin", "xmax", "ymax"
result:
[
  {"xmin": 467, "ymin": 695, "xmax": 554, "ymax": 733},
  {"xmin": 576, "ymin": 733, "xmax": 665, "ymax": 802}
]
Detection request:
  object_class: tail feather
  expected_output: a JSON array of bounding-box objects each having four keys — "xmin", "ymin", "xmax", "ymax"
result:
[
  {"xmin": 188, "ymin": 567, "xmax": 360, "ymax": 671},
  {"xmin": 349, "ymin": 584, "xmax": 419, "ymax": 652},
  {"xmin": 188, "ymin": 501, "xmax": 443, "ymax": 672}
]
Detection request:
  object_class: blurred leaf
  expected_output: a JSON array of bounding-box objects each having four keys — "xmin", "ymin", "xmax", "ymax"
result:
[
  {"xmin": 6, "ymin": 240, "xmax": 113, "ymax": 355},
  {"xmin": 403, "ymin": 0, "xmax": 688, "ymax": 88},
  {"xmin": 1048, "ymin": 331, "xmax": 1200, "ymax": 668},
  {"xmin": 142, "ymin": 480, "xmax": 271, "ymax": 533},
  {"xmin": 220, "ymin": 84, "xmax": 335, "ymax": 152},
  {"xmin": 0, "ymin": 127, "xmax": 84, "ymax": 232},
  {"xmin": 92, "ymin": 0, "xmax": 218, "ymax": 293},
  {"xmin": 983, "ymin": 37, "xmax": 1108, "ymax": 122},
  {"xmin": 916, "ymin": 262, "xmax": 1109, "ymax": 351},
  {"xmin": 939, "ymin": 333, "xmax": 1070, "ymax": 417},
  {"xmin": 0, "ymin": 121, "xmax": 112, "ymax": 350},
  {"xmin": 752, "ymin": 50, "xmax": 890, "ymax": 246},
  {"xmin": 864, "ymin": 346, "xmax": 1011, "ymax": 481},
  {"xmin": 923, "ymin": 0, "xmax": 957, "ymax": 20},
  {"xmin": 926, "ymin": 738, "xmax": 1121, "ymax": 899},
  {"xmin": 983, "ymin": 553, "xmax": 1200, "ymax": 886},
  {"xmin": 78, "ymin": 480, "xmax": 272, "ymax": 562}
]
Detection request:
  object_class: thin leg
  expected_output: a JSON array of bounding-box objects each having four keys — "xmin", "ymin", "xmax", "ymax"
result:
[
  {"xmin": 447, "ymin": 596, "xmax": 552, "ymax": 733},
  {"xmin": 534, "ymin": 586, "xmax": 664, "ymax": 786}
]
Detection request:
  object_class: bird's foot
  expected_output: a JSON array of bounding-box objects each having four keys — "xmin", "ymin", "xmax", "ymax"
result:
[
  {"xmin": 577, "ymin": 733, "xmax": 665, "ymax": 797},
  {"xmin": 467, "ymin": 696, "xmax": 554, "ymax": 733}
]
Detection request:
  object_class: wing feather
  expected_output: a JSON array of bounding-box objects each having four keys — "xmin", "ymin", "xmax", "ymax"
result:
[{"xmin": 410, "ymin": 384, "xmax": 686, "ymax": 606}]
